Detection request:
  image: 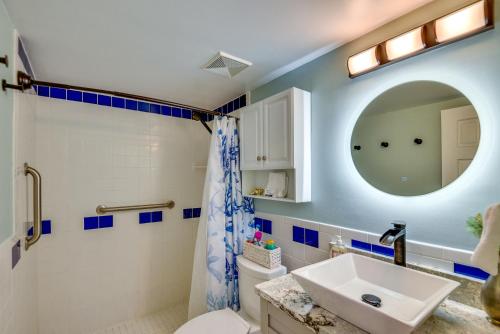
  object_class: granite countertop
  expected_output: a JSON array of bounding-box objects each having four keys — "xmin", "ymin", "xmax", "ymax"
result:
[{"xmin": 255, "ymin": 275, "xmax": 499, "ymax": 334}]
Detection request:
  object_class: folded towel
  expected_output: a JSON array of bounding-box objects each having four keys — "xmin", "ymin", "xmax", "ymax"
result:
[
  {"xmin": 265, "ymin": 172, "xmax": 287, "ymax": 198},
  {"xmin": 471, "ymin": 203, "xmax": 500, "ymax": 275}
]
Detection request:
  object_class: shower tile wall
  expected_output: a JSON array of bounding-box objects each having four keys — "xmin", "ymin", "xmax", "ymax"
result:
[{"xmin": 34, "ymin": 96, "xmax": 209, "ymax": 334}]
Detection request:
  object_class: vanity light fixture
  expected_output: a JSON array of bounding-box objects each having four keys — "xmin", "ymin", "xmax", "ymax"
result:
[
  {"xmin": 347, "ymin": 0, "xmax": 494, "ymax": 78},
  {"xmin": 347, "ymin": 46, "xmax": 380, "ymax": 76},
  {"xmin": 385, "ymin": 27, "xmax": 425, "ymax": 61}
]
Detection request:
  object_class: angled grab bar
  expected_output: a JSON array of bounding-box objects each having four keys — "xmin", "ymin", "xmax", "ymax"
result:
[
  {"xmin": 96, "ymin": 201, "xmax": 175, "ymax": 214},
  {"xmin": 24, "ymin": 163, "xmax": 42, "ymax": 251}
]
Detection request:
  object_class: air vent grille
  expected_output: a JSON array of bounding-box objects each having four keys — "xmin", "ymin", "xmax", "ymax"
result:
[{"xmin": 202, "ymin": 52, "xmax": 252, "ymax": 78}]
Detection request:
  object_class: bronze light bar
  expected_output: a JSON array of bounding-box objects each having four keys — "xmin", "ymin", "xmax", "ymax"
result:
[
  {"xmin": 348, "ymin": 0, "xmax": 494, "ymax": 78},
  {"xmin": 2, "ymin": 70, "xmax": 232, "ymax": 121}
]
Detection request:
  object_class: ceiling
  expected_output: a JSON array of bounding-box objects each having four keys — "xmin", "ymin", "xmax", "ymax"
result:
[
  {"xmin": 363, "ymin": 81, "xmax": 466, "ymax": 116},
  {"xmin": 4, "ymin": 0, "xmax": 433, "ymax": 110}
]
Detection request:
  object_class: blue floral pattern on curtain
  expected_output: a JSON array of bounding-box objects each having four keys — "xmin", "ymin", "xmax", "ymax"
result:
[{"xmin": 206, "ymin": 116, "xmax": 255, "ymax": 312}]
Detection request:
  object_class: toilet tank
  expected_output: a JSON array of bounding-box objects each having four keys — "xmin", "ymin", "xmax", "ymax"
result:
[{"xmin": 236, "ymin": 255, "xmax": 286, "ymax": 321}]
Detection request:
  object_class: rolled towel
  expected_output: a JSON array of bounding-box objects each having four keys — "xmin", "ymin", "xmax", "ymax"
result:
[{"xmin": 471, "ymin": 203, "xmax": 500, "ymax": 275}]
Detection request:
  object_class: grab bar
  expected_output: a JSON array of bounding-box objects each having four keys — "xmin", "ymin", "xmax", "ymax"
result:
[
  {"xmin": 24, "ymin": 163, "xmax": 42, "ymax": 251},
  {"xmin": 96, "ymin": 201, "xmax": 175, "ymax": 214}
]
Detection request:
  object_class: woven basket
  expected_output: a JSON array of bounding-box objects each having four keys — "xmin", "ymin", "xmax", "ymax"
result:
[{"xmin": 243, "ymin": 242, "xmax": 281, "ymax": 269}]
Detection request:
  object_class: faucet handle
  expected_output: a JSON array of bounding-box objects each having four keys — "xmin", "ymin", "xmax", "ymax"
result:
[{"xmin": 391, "ymin": 221, "xmax": 406, "ymax": 229}]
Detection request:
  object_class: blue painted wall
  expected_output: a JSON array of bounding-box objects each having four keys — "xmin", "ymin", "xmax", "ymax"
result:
[
  {"xmin": 0, "ymin": 1, "xmax": 14, "ymax": 244},
  {"xmin": 251, "ymin": 0, "xmax": 500, "ymax": 250}
]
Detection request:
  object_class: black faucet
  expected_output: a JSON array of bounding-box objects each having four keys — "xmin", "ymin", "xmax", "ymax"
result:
[{"xmin": 379, "ymin": 222, "xmax": 406, "ymax": 267}]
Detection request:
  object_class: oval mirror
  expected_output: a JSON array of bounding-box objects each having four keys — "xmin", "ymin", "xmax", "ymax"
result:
[{"xmin": 351, "ymin": 81, "xmax": 480, "ymax": 196}]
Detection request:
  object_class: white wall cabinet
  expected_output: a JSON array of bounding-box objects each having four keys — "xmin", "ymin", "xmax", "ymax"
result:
[{"xmin": 240, "ymin": 88, "xmax": 311, "ymax": 203}]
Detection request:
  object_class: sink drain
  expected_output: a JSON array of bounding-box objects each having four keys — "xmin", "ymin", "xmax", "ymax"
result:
[{"xmin": 361, "ymin": 294, "xmax": 382, "ymax": 308}]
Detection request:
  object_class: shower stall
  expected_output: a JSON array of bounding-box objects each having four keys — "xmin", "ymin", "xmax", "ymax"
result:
[{"xmin": 0, "ymin": 33, "xmax": 246, "ymax": 334}]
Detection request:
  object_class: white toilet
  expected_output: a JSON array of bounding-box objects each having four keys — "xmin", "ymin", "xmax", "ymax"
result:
[{"xmin": 176, "ymin": 255, "xmax": 287, "ymax": 334}]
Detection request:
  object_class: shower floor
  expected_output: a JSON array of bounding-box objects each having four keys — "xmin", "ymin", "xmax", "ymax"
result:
[{"xmin": 88, "ymin": 302, "xmax": 188, "ymax": 334}]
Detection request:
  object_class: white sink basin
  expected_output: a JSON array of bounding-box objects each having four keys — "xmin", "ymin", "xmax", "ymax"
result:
[{"xmin": 291, "ymin": 253, "xmax": 459, "ymax": 334}]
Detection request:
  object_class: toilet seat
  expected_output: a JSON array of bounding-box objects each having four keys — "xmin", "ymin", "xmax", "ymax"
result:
[{"xmin": 175, "ymin": 308, "xmax": 250, "ymax": 334}]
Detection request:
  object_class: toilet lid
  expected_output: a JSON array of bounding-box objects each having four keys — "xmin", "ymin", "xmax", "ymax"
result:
[{"xmin": 175, "ymin": 308, "xmax": 250, "ymax": 334}]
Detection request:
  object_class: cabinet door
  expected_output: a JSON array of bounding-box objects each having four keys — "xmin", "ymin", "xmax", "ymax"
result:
[
  {"xmin": 240, "ymin": 102, "xmax": 263, "ymax": 170},
  {"xmin": 263, "ymin": 91, "xmax": 293, "ymax": 169}
]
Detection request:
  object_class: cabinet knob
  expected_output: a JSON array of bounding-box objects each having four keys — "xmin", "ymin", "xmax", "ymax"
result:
[
  {"xmin": 257, "ymin": 156, "xmax": 261, "ymax": 161},
  {"xmin": 262, "ymin": 156, "xmax": 267, "ymax": 161}
]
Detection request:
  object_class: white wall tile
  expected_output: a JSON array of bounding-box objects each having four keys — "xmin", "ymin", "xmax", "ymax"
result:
[{"xmin": 33, "ymin": 98, "xmax": 208, "ymax": 334}]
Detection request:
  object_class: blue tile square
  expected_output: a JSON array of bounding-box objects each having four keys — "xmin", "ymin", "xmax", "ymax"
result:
[
  {"xmin": 150, "ymin": 104, "xmax": 161, "ymax": 114},
  {"xmin": 112, "ymin": 97, "xmax": 125, "ymax": 108},
  {"xmin": 126, "ymin": 99, "xmax": 138, "ymax": 110},
  {"xmin": 239, "ymin": 95, "xmax": 246, "ymax": 107},
  {"xmin": 222, "ymin": 104, "xmax": 228, "ymax": 114},
  {"xmin": 151, "ymin": 211, "xmax": 163, "ymax": 223},
  {"xmin": 372, "ymin": 244, "xmax": 394, "ymax": 257},
  {"xmin": 254, "ymin": 218, "xmax": 263, "ymax": 231},
  {"xmin": 98, "ymin": 95, "xmax": 112, "ymax": 106},
  {"xmin": 161, "ymin": 105, "xmax": 171, "ymax": 116},
  {"xmin": 32, "ymin": 85, "xmax": 37, "ymax": 93},
  {"xmin": 262, "ymin": 219, "xmax": 273, "ymax": 235},
  {"xmin": 82, "ymin": 92, "xmax": 97, "ymax": 104},
  {"xmin": 27, "ymin": 226, "xmax": 34, "ymax": 237},
  {"xmin": 37, "ymin": 85, "xmax": 49, "ymax": 97},
  {"xmin": 139, "ymin": 212, "xmax": 152, "ymax": 224},
  {"xmin": 41, "ymin": 220, "xmax": 52, "ymax": 235},
  {"xmin": 227, "ymin": 101, "xmax": 234, "ymax": 113},
  {"xmin": 99, "ymin": 215, "xmax": 113, "ymax": 228},
  {"xmin": 217, "ymin": 107, "xmax": 223, "ymax": 115},
  {"xmin": 172, "ymin": 107, "xmax": 182, "ymax": 118},
  {"xmin": 182, "ymin": 108, "xmax": 192, "ymax": 119},
  {"xmin": 50, "ymin": 87, "xmax": 66, "ymax": 99},
  {"xmin": 67, "ymin": 90, "xmax": 83, "ymax": 102},
  {"xmin": 454, "ymin": 263, "xmax": 490, "ymax": 280},
  {"xmin": 192, "ymin": 208, "xmax": 201, "ymax": 218},
  {"xmin": 84, "ymin": 216, "xmax": 99, "ymax": 230},
  {"xmin": 200, "ymin": 113, "xmax": 208, "ymax": 122},
  {"xmin": 351, "ymin": 239, "xmax": 371, "ymax": 251},
  {"xmin": 305, "ymin": 229, "xmax": 319, "ymax": 248},
  {"xmin": 138, "ymin": 101, "xmax": 150, "ymax": 112},
  {"xmin": 208, "ymin": 114, "xmax": 214, "ymax": 121},
  {"xmin": 233, "ymin": 98, "xmax": 240, "ymax": 110},
  {"xmin": 183, "ymin": 208, "xmax": 193, "ymax": 219},
  {"xmin": 292, "ymin": 226, "xmax": 305, "ymax": 244}
]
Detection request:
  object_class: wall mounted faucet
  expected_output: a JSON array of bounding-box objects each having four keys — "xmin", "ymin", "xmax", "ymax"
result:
[{"xmin": 380, "ymin": 222, "xmax": 406, "ymax": 266}]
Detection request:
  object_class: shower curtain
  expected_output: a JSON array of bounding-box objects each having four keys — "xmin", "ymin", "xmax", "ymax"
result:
[{"xmin": 188, "ymin": 116, "xmax": 254, "ymax": 319}]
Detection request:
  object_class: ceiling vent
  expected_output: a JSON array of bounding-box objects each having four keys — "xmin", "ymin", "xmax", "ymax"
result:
[{"xmin": 202, "ymin": 51, "xmax": 252, "ymax": 78}]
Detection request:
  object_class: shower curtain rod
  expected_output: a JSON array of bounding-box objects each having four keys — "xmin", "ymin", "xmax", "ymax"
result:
[{"xmin": 2, "ymin": 71, "xmax": 237, "ymax": 132}]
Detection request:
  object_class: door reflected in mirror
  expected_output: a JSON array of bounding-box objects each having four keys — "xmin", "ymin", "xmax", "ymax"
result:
[{"xmin": 351, "ymin": 81, "xmax": 480, "ymax": 196}]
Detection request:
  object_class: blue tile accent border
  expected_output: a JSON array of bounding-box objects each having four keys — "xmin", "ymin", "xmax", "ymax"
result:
[
  {"xmin": 35, "ymin": 83, "xmax": 246, "ymax": 123},
  {"xmin": 263, "ymin": 219, "xmax": 272, "ymax": 234},
  {"xmin": 183, "ymin": 208, "xmax": 201, "ymax": 219},
  {"xmin": 83, "ymin": 216, "xmax": 98, "ymax": 230},
  {"xmin": 372, "ymin": 244, "xmax": 395, "ymax": 257},
  {"xmin": 138, "ymin": 211, "xmax": 163, "ymax": 224},
  {"xmin": 99, "ymin": 215, "xmax": 113, "ymax": 228},
  {"xmin": 454, "ymin": 263, "xmax": 490, "ymax": 280},
  {"xmin": 83, "ymin": 215, "xmax": 114, "ymax": 230},
  {"xmin": 183, "ymin": 208, "xmax": 193, "ymax": 219},
  {"xmin": 152, "ymin": 211, "xmax": 163, "ymax": 222},
  {"xmin": 305, "ymin": 228, "xmax": 319, "ymax": 248},
  {"xmin": 351, "ymin": 239, "xmax": 372, "ymax": 252},
  {"xmin": 214, "ymin": 94, "xmax": 247, "ymax": 115},
  {"xmin": 293, "ymin": 226, "xmax": 305, "ymax": 244},
  {"xmin": 27, "ymin": 219, "xmax": 52, "ymax": 236}
]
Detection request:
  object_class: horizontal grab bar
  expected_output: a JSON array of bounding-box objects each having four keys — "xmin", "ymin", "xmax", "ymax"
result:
[{"xmin": 96, "ymin": 201, "xmax": 175, "ymax": 214}]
